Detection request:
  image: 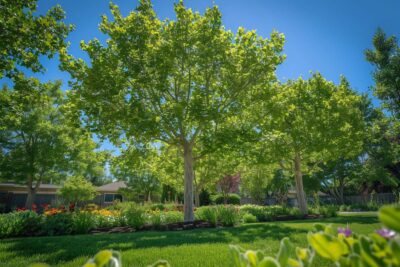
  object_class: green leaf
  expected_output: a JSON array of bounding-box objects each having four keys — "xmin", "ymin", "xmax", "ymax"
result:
[
  {"xmin": 276, "ymin": 237, "xmax": 290, "ymax": 266},
  {"xmin": 93, "ymin": 250, "xmax": 113, "ymax": 266},
  {"xmin": 378, "ymin": 206, "xmax": 400, "ymax": 232},
  {"xmin": 307, "ymin": 232, "xmax": 347, "ymax": 261},
  {"xmin": 258, "ymin": 257, "xmax": 280, "ymax": 267}
]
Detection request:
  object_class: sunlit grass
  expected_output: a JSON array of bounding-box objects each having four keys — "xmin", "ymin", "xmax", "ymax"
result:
[{"xmin": 0, "ymin": 213, "xmax": 380, "ymax": 267}]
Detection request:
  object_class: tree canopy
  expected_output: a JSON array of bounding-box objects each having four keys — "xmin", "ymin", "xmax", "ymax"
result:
[
  {"xmin": 0, "ymin": 0, "xmax": 72, "ymax": 78},
  {"xmin": 61, "ymin": 0, "xmax": 285, "ymax": 221}
]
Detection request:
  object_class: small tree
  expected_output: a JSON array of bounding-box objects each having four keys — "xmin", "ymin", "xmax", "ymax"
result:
[
  {"xmin": 59, "ymin": 176, "xmax": 98, "ymax": 207},
  {"xmin": 218, "ymin": 173, "xmax": 240, "ymax": 204},
  {"xmin": 258, "ymin": 74, "xmax": 365, "ymax": 214}
]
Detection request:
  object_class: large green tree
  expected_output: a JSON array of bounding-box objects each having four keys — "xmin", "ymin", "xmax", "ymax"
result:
[
  {"xmin": 258, "ymin": 74, "xmax": 365, "ymax": 213},
  {"xmin": 0, "ymin": 0, "xmax": 72, "ymax": 78},
  {"xmin": 61, "ymin": 1, "xmax": 284, "ymax": 221},
  {"xmin": 366, "ymin": 29, "xmax": 400, "ymax": 117},
  {"xmin": 0, "ymin": 76, "xmax": 105, "ymax": 208}
]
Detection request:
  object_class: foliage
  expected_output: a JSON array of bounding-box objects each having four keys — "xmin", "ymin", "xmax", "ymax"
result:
[
  {"xmin": 217, "ymin": 205, "xmax": 241, "ymax": 226},
  {"xmin": 42, "ymin": 212, "xmax": 73, "ymax": 236},
  {"xmin": 0, "ymin": 0, "xmax": 72, "ymax": 78},
  {"xmin": 230, "ymin": 205, "xmax": 400, "ymax": 267},
  {"xmin": 242, "ymin": 213, "xmax": 258, "ymax": 223},
  {"xmin": 195, "ymin": 206, "xmax": 219, "ymax": 226},
  {"xmin": 212, "ymin": 194, "xmax": 241, "ymax": 205},
  {"xmin": 122, "ymin": 204, "xmax": 146, "ymax": 229},
  {"xmin": 199, "ymin": 189, "xmax": 212, "ymax": 206},
  {"xmin": 1, "ymin": 213, "xmax": 379, "ymax": 266},
  {"xmin": 71, "ymin": 211, "xmax": 97, "ymax": 234},
  {"xmin": 26, "ymin": 206, "xmax": 399, "ymax": 267},
  {"xmin": 366, "ymin": 29, "xmax": 400, "ymax": 117},
  {"xmin": 0, "ymin": 76, "xmax": 107, "ymax": 208},
  {"xmin": 257, "ymin": 73, "xmax": 365, "ymax": 213},
  {"xmin": 0, "ymin": 210, "xmax": 41, "ymax": 238},
  {"xmin": 61, "ymin": 0, "xmax": 285, "ymax": 222},
  {"xmin": 195, "ymin": 205, "xmax": 240, "ymax": 226},
  {"xmin": 59, "ymin": 176, "xmax": 98, "ymax": 206},
  {"xmin": 217, "ymin": 174, "xmax": 241, "ymax": 204}
]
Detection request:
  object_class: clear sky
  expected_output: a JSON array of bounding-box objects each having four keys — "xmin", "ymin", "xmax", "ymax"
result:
[{"xmin": 23, "ymin": 0, "xmax": 400, "ymax": 151}]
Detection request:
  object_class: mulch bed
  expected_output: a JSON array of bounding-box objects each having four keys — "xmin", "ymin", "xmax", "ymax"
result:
[
  {"xmin": 89, "ymin": 215, "xmax": 322, "ymax": 235},
  {"xmin": 90, "ymin": 220, "xmax": 218, "ymax": 234}
]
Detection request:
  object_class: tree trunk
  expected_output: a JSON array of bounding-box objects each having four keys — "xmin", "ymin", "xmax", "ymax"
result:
[
  {"xmin": 183, "ymin": 142, "xmax": 195, "ymax": 222},
  {"xmin": 147, "ymin": 191, "xmax": 152, "ymax": 203},
  {"xmin": 193, "ymin": 170, "xmax": 200, "ymax": 207},
  {"xmin": 25, "ymin": 187, "xmax": 36, "ymax": 209},
  {"xmin": 294, "ymin": 153, "xmax": 308, "ymax": 214}
]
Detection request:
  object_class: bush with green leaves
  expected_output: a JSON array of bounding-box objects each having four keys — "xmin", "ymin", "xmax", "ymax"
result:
[
  {"xmin": 242, "ymin": 213, "xmax": 258, "ymax": 223},
  {"xmin": 195, "ymin": 205, "xmax": 240, "ymax": 226},
  {"xmin": 218, "ymin": 205, "xmax": 241, "ymax": 226},
  {"xmin": 122, "ymin": 204, "xmax": 146, "ymax": 229},
  {"xmin": 71, "ymin": 211, "xmax": 97, "ymax": 234},
  {"xmin": 42, "ymin": 213, "xmax": 73, "ymax": 236},
  {"xmin": 212, "ymin": 194, "xmax": 241, "ymax": 205},
  {"xmin": 0, "ymin": 211, "xmax": 42, "ymax": 238},
  {"xmin": 230, "ymin": 205, "xmax": 400, "ymax": 267},
  {"xmin": 195, "ymin": 206, "xmax": 219, "ymax": 226}
]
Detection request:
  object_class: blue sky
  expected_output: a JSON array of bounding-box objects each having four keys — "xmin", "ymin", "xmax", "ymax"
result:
[{"xmin": 16, "ymin": 0, "xmax": 400, "ymax": 151}]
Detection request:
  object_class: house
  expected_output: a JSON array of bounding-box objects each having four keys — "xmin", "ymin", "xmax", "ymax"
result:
[
  {"xmin": 94, "ymin": 181, "xmax": 126, "ymax": 206},
  {"xmin": 0, "ymin": 181, "xmax": 127, "ymax": 212}
]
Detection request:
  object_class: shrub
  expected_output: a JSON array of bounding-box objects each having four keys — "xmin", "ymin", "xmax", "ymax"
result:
[
  {"xmin": 163, "ymin": 211, "xmax": 183, "ymax": 224},
  {"xmin": 122, "ymin": 204, "xmax": 146, "ymax": 229},
  {"xmin": 218, "ymin": 205, "xmax": 240, "ymax": 226},
  {"xmin": 92, "ymin": 209, "xmax": 121, "ymax": 228},
  {"xmin": 58, "ymin": 175, "xmax": 98, "ymax": 207},
  {"xmin": 71, "ymin": 211, "xmax": 97, "ymax": 234},
  {"xmin": 42, "ymin": 213, "xmax": 73, "ymax": 236},
  {"xmin": 288, "ymin": 207, "xmax": 302, "ymax": 218},
  {"xmin": 0, "ymin": 211, "xmax": 42, "ymax": 238},
  {"xmin": 212, "ymin": 194, "xmax": 241, "ymax": 205},
  {"xmin": 199, "ymin": 189, "xmax": 211, "ymax": 206},
  {"xmin": 318, "ymin": 205, "xmax": 338, "ymax": 217},
  {"xmin": 242, "ymin": 213, "xmax": 257, "ymax": 223},
  {"xmin": 239, "ymin": 205, "xmax": 270, "ymax": 221},
  {"xmin": 149, "ymin": 203, "xmax": 165, "ymax": 211},
  {"xmin": 147, "ymin": 210, "xmax": 163, "ymax": 228},
  {"xmin": 195, "ymin": 206, "xmax": 218, "ymax": 226}
]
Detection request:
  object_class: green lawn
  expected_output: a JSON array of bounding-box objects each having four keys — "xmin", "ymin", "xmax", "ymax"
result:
[{"xmin": 0, "ymin": 214, "xmax": 380, "ymax": 267}]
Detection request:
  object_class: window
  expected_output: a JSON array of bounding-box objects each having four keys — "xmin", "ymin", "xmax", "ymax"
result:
[{"xmin": 104, "ymin": 194, "xmax": 123, "ymax": 203}]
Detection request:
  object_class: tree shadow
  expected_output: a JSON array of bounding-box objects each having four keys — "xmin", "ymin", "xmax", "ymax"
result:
[{"xmin": 1, "ymin": 223, "xmax": 307, "ymax": 265}]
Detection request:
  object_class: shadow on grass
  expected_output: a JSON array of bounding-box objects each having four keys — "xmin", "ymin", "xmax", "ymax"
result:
[
  {"xmin": 283, "ymin": 214, "xmax": 379, "ymax": 225},
  {"xmin": 1, "ymin": 223, "xmax": 306, "ymax": 265}
]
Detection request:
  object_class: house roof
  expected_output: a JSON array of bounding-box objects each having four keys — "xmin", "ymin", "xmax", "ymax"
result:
[
  {"xmin": 0, "ymin": 182, "xmax": 61, "ymax": 189},
  {"xmin": 97, "ymin": 181, "xmax": 127, "ymax": 192}
]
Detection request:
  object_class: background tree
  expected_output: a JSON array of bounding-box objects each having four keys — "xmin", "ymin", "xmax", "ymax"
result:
[
  {"xmin": 366, "ymin": 28, "xmax": 400, "ymax": 117},
  {"xmin": 61, "ymin": 1, "xmax": 285, "ymax": 221},
  {"xmin": 0, "ymin": 0, "xmax": 72, "ymax": 78},
  {"xmin": 0, "ymin": 76, "xmax": 106, "ymax": 208},
  {"xmin": 0, "ymin": 77, "xmax": 72, "ymax": 208},
  {"xmin": 112, "ymin": 148, "xmax": 161, "ymax": 202},
  {"xmin": 365, "ymin": 29, "xmax": 400, "ymax": 189},
  {"xmin": 258, "ymin": 74, "xmax": 365, "ymax": 213},
  {"xmin": 217, "ymin": 173, "xmax": 240, "ymax": 204},
  {"xmin": 58, "ymin": 175, "xmax": 98, "ymax": 207}
]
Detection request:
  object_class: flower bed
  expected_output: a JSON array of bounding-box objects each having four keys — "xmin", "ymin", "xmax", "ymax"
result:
[{"xmin": 0, "ymin": 203, "xmax": 337, "ymax": 239}]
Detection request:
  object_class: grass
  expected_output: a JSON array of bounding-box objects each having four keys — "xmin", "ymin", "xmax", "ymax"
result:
[{"xmin": 0, "ymin": 213, "xmax": 380, "ymax": 267}]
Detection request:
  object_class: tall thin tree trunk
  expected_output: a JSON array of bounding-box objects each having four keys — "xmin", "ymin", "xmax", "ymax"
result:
[
  {"xmin": 25, "ymin": 187, "xmax": 36, "ymax": 209},
  {"xmin": 25, "ymin": 175, "xmax": 39, "ymax": 209},
  {"xmin": 193, "ymin": 170, "xmax": 200, "ymax": 207},
  {"xmin": 183, "ymin": 142, "xmax": 194, "ymax": 222},
  {"xmin": 294, "ymin": 153, "xmax": 308, "ymax": 214}
]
